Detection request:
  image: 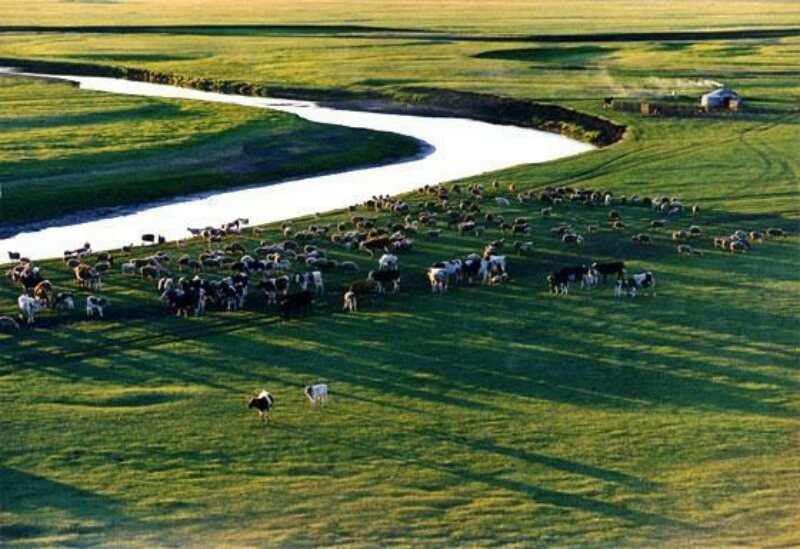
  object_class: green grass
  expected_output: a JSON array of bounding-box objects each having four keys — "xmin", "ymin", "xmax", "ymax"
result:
[
  {"xmin": 1, "ymin": 1, "xmax": 799, "ymax": 545},
  {"xmin": 0, "ymin": 76, "xmax": 419, "ymax": 227}
]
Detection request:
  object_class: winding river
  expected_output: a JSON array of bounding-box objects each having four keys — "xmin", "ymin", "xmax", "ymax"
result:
[{"xmin": 0, "ymin": 70, "xmax": 594, "ymax": 261}]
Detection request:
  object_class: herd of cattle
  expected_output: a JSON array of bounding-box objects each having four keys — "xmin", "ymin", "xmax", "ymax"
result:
[{"xmin": 1, "ymin": 182, "xmax": 790, "ymax": 334}]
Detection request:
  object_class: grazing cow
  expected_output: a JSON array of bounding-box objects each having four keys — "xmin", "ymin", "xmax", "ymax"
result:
[
  {"xmin": 258, "ymin": 276, "xmax": 290, "ymax": 305},
  {"xmin": 591, "ymin": 262, "xmax": 625, "ymax": 283},
  {"xmin": 495, "ymin": 197, "xmax": 511, "ymax": 207},
  {"xmin": 304, "ymin": 384, "xmax": 329, "ymax": 409},
  {"xmin": 631, "ymin": 234, "xmax": 653, "ymax": 246},
  {"xmin": 614, "ymin": 277, "xmax": 637, "ymax": 297},
  {"xmin": 343, "ymin": 290, "xmax": 358, "ymax": 312},
  {"xmin": 749, "ymin": 231, "xmax": 765, "ymax": 243},
  {"xmin": 294, "ymin": 271, "xmax": 324, "ymax": 296},
  {"xmin": 378, "ymin": 254, "xmax": 398, "ymax": 271},
  {"xmin": 368, "ymin": 269, "xmax": 400, "ymax": 294},
  {"xmin": 17, "ymin": 295, "xmax": 45, "ymax": 325},
  {"xmin": 359, "ymin": 237, "xmax": 390, "ymax": 258},
  {"xmin": 74, "ymin": 265, "xmax": 101, "ymax": 291},
  {"xmin": 672, "ymin": 230, "xmax": 690, "ymax": 242},
  {"xmin": 120, "ymin": 261, "xmax": 137, "ymax": 275},
  {"xmin": 85, "ymin": 296, "xmax": 109, "ymax": 318},
  {"xmin": 52, "ymin": 292, "xmax": 75, "ymax": 312},
  {"xmin": 248, "ymin": 390, "xmax": 275, "ymax": 422},
  {"xmin": 279, "ymin": 291, "xmax": 314, "ymax": 318},
  {"xmin": 32, "ymin": 280, "xmax": 54, "ymax": 307},
  {"xmin": 547, "ymin": 271, "xmax": 570, "ymax": 295},
  {"xmin": 479, "ymin": 255, "xmax": 507, "ymax": 284},
  {"xmin": 561, "ymin": 233, "xmax": 584, "ymax": 246},
  {"xmin": 427, "ymin": 267, "xmax": 449, "ymax": 294},
  {"xmin": 0, "ymin": 316, "xmax": 20, "ymax": 333},
  {"xmin": 730, "ymin": 240, "xmax": 748, "ymax": 253},
  {"xmin": 766, "ymin": 227, "xmax": 786, "ymax": 238},
  {"xmin": 628, "ymin": 271, "xmax": 656, "ymax": 296},
  {"xmin": 677, "ymin": 244, "xmax": 694, "ymax": 255},
  {"xmin": 650, "ymin": 220, "xmax": 666, "ymax": 229}
]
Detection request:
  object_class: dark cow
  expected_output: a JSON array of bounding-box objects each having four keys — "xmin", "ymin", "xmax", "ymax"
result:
[
  {"xmin": 367, "ymin": 269, "xmax": 400, "ymax": 294},
  {"xmin": 591, "ymin": 261, "xmax": 625, "ymax": 283},
  {"xmin": 547, "ymin": 265, "xmax": 588, "ymax": 295},
  {"xmin": 279, "ymin": 291, "xmax": 314, "ymax": 318}
]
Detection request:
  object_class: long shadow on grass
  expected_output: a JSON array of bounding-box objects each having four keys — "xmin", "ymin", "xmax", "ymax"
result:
[
  {"xmin": 271, "ymin": 424, "xmax": 694, "ymax": 532},
  {"xmin": 0, "ymin": 467, "xmax": 142, "ymax": 543}
]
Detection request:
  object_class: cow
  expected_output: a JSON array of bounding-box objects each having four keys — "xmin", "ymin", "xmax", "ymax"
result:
[
  {"xmin": 590, "ymin": 262, "xmax": 625, "ymax": 284},
  {"xmin": 74, "ymin": 265, "xmax": 101, "ymax": 291},
  {"xmin": 258, "ymin": 276, "xmax": 290, "ymax": 305},
  {"xmin": 279, "ymin": 291, "xmax": 314, "ymax": 318},
  {"xmin": 0, "ymin": 316, "xmax": 20, "ymax": 333},
  {"xmin": 304, "ymin": 384, "xmax": 329, "ymax": 409},
  {"xmin": 378, "ymin": 254, "xmax": 398, "ymax": 271},
  {"xmin": 547, "ymin": 265, "xmax": 589, "ymax": 295},
  {"xmin": 18, "ymin": 295, "xmax": 45, "ymax": 325},
  {"xmin": 561, "ymin": 233, "xmax": 584, "ymax": 246},
  {"xmin": 85, "ymin": 296, "xmax": 109, "ymax": 318},
  {"xmin": 248, "ymin": 390, "xmax": 275, "ymax": 422},
  {"xmin": 479, "ymin": 256, "xmax": 507, "ymax": 284},
  {"xmin": 427, "ymin": 268, "xmax": 449, "ymax": 294},
  {"xmin": 52, "ymin": 292, "xmax": 75, "ymax": 312},
  {"xmin": 32, "ymin": 280, "xmax": 54, "ymax": 307},
  {"xmin": 343, "ymin": 290, "xmax": 358, "ymax": 313},
  {"xmin": 359, "ymin": 237, "xmax": 390, "ymax": 258},
  {"xmin": 294, "ymin": 271, "xmax": 324, "ymax": 296},
  {"xmin": 368, "ymin": 269, "xmax": 400, "ymax": 295},
  {"xmin": 629, "ymin": 271, "xmax": 656, "ymax": 296}
]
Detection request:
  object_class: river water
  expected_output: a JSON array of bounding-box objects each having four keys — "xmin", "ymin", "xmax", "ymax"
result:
[{"xmin": 0, "ymin": 71, "xmax": 594, "ymax": 261}]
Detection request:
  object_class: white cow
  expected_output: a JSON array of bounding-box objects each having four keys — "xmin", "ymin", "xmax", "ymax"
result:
[
  {"xmin": 305, "ymin": 384, "xmax": 329, "ymax": 409},
  {"xmin": 86, "ymin": 296, "xmax": 109, "ymax": 318},
  {"xmin": 378, "ymin": 254, "xmax": 399, "ymax": 271},
  {"xmin": 17, "ymin": 295, "xmax": 45, "ymax": 325}
]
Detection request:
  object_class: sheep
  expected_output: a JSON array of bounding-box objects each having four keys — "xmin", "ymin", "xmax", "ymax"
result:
[
  {"xmin": 677, "ymin": 244, "xmax": 695, "ymax": 255},
  {"xmin": 561, "ymin": 233, "xmax": 584, "ymax": 246},
  {"xmin": 749, "ymin": 231, "xmax": 765, "ymax": 243},
  {"xmin": 495, "ymin": 197, "xmax": 511, "ymax": 208},
  {"xmin": 631, "ymin": 233, "xmax": 654, "ymax": 246},
  {"xmin": 650, "ymin": 220, "xmax": 666, "ymax": 229}
]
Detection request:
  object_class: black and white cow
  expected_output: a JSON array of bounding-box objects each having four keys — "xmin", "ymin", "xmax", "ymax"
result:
[{"xmin": 248, "ymin": 390, "xmax": 275, "ymax": 422}]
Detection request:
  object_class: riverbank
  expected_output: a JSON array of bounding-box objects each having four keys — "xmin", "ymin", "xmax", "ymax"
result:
[
  {"xmin": 0, "ymin": 57, "xmax": 627, "ymax": 147},
  {"xmin": 0, "ymin": 71, "xmax": 593, "ymax": 261},
  {"xmin": 0, "ymin": 69, "xmax": 422, "ymax": 230}
]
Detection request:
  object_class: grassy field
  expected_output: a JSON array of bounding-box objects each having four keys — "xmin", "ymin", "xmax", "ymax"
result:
[
  {"xmin": 0, "ymin": 76, "xmax": 419, "ymax": 227},
  {"xmin": 1, "ymin": 1, "xmax": 799, "ymax": 546}
]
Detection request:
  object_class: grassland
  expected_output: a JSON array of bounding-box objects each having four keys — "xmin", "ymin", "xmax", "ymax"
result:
[
  {"xmin": 1, "ymin": 1, "xmax": 799, "ymax": 546},
  {"xmin": 0, "ymin": 76, "xmax": 419, "ymax": 228}
]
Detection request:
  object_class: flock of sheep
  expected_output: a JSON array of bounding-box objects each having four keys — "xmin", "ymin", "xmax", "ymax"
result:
[{"xmin": 1, "ymin": 180, "xmax": 790, "ymax": 335}]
